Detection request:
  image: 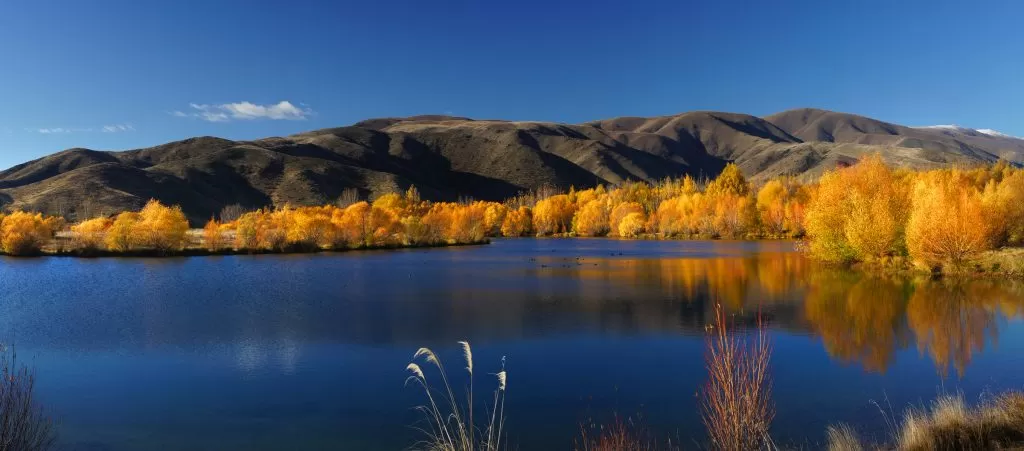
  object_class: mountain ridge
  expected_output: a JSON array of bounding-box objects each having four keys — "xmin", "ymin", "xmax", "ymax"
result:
[{"xmin": 2, "ymin": 108, "xmax": 1021, "ymax": 223}]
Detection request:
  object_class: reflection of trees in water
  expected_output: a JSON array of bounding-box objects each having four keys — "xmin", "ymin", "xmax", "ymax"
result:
[
  {"xmin": 804, "ymin": 272, "xmax": 909, "ymax": 372},
  {"xmin": 907, "ymin": 280, "xmax": 1002, "ymax": 377},
  {"xmin": 803, "ymin": 272, "xmax": 1024, "ymax": 377}
]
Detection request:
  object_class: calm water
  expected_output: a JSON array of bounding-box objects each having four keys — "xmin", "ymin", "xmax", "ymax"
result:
[{"xmin": 2, "ymin": 239, "xmax": 1024, "ymax": 450}]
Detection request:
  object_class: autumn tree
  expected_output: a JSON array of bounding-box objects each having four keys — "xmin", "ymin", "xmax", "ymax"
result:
[
  {"xmin": 0, "ymin": 212, "xmax": 61, "ymax": 255},
  {"xmin": 705, "ymin": 163, "xmax": 750, "ymax": 197},
  {"xmin": 203, "ymin": 219, "xmax": 226, "ymax": 251},
  {"xmin": 572, "ymin": 199, "xmax": 610, "ymax": 237},
  {"xmin": 501, "ymin": 207, "xmax": 532, "ymax": 237},
  {"xmin": 906, "ymin": 170, "xmax": 992, "ymax": 266},
  {"xmin": 609, "ymin": 202, "xmax": 644, "ymax": 237},
  {"xmin": 533, "ymin": 194, "xmax": 574, "ymax": 235},
  {"xmin": 71, "ymin": 217, "xmax": 113, "ymax": 251},
  {"xmin": 804, "ymin": 155, "xmax": 909, "ymax": 263},
  {"xmin": 106, "ymin": 212, "xmax": 141, "ymax": 252}
]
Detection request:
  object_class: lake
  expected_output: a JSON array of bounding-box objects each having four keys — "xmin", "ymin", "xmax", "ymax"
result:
[{"xmin": 1, "ymin": 239, "xmax": 1023, "ymax": 450}]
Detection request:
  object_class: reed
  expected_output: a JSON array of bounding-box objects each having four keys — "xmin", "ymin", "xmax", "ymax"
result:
[
  {"xmin": 700, "ymin": 304, "xmax": 774, "ymax": 450},
  {"xmin": 574, "ymin": 416, "xmax": 655, "ymax": 451},
  {"xmin": 0, "ymin": 346, "xmax": 56, "ymax": 451},
  {"xmin": 405, "ymin": 341, "xmax": 507, "ymax": 451}
]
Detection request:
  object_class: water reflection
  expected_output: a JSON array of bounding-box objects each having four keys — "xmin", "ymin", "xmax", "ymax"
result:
[
  {"xmin": 2, "ymin": 241, "xmax": 1024, "ymax": 450},
  {"xmin": 2, "ymin": 243, "xmax": 1022, "ymax": 378}
]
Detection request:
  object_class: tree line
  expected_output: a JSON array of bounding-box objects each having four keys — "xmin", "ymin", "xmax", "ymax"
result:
[{"xmin": 0, "ymin": 156, "xmax": 1021, "ymax": 267}]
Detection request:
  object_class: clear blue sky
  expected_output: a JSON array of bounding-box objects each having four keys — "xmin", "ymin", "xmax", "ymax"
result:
[{"xmin": 1, "ymin": 0, "xmax": 1021, "ymax": 170}]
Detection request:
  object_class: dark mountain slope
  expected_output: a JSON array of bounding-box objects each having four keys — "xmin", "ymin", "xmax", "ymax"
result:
[{"xmin": 2, "ymin": 109, "xmax": 1021, "ymax": 223}]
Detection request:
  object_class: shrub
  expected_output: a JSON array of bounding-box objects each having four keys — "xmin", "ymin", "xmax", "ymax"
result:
[
  {"xmin": 701, "ymin": 304, "xmax": 773, "ymax": 450},
  {"xmin": 501, "ymin": 207, "xmax": 532, "ymax": 237},
  {"xmin": 0, "ymin": 212, "xmax": 61, "ymax": 256},
  {"xmin": 71, "ymin": 217, "xmax": 113, "ymax": 251},
  {"xmin": 906, "ymin": 171, "xmax": 992, "ymax": 266},
  {"xmin": 135, "ymin": 200, "xmax": 189, "ymax": 251},
  {"xmin": 573, "ymin": 199, "xmax": 611, "ymax": 237},
  {"xmin": 0, "ymin": 346, "xmax": 56, "ymax": 451},
  {"xmin": 106, "ymin": 212, "xmax": 141, "ymax": 252},
  {"xmin": 533, "ymin": 194, "xmax": 574, "ymax": 235}
]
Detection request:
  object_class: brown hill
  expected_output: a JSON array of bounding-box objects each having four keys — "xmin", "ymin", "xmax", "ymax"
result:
[{"xmin": 0, "ymin": 109, "xmax": 1018, "ymax": 223}]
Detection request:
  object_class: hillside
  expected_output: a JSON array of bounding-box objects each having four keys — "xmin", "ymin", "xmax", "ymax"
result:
[{"xmin": 1, "ymin": 108, "xmax": 1019, "ymax": 223}]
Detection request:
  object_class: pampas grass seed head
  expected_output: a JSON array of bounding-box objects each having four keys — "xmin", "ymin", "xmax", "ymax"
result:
[{"xmin": 458, "ymin": 341, "xmax": 473, "ymax": 375}]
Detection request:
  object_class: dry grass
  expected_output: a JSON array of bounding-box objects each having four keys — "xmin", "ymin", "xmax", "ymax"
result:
[
  {"xmin": 896, "ymin": 393, "xmax": 1024, "ymax": 451},
  {"xmin": 825, "ymin": 423, "xmax": 863, "ymax": 451},
  {"xmin": 970, "ymin": 248, "xmax": 1024, "ymax": 277},
  {"xmin": 828, "ymin": 392, "xmax": 1024, "ymax": 451},
  {"xmin": 574, "ymin": 416, "xmax": 657, "ymax": 451},
  {"xmin": 700, "ymin": 304, "xmax": 774, "ymax": 450},
  {"xmin": 0, "ymin": 346, "xmax": 56, "ymax": 451},
  {"xmin": 404, "ymin": 341, "xmax": 507, "ymax": 451}
]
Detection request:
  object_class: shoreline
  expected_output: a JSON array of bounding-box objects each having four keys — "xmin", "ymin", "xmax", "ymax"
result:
[{"xmin": 0, "ymin": 239, "xmax": 491, "ymax": 259}]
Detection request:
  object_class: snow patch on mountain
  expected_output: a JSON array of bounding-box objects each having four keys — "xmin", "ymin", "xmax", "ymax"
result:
[{"xmin": 916, "ymin": 125, "xmax": 1019, "ymax": 139}]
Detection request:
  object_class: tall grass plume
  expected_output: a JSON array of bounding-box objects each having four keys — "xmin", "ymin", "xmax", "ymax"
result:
[{"xmin": 405, "ymin": 341, "xmax": 507, "ymax": 451}]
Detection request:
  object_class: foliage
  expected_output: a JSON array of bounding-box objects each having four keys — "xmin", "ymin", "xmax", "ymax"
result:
[
  {"xmin": 804, "ymin": 155, "xmax": 909, "ymax": 263},
  {"xmin": 70, "ymin": 217, "xmax": 113, "ymax": 251},
  {"xmin": 0, "ymin": 212, "xmax": 61, "ymax": 255},
  {"xmin": 906, "ymin": 171, "xmax": 992, "ymax": 266}
]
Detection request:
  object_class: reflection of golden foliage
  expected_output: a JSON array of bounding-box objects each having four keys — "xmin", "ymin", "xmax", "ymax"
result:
[
  {"xmin": 907, "ymin": 280, "xmax": 1000, "ymax": 377},
  {"xmin": 804, "ymin": 272, "xmax": 907, "ymax": 372}
]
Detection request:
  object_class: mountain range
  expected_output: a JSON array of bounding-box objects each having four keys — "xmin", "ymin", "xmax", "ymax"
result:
[{"xmin": 2, "ymin": 108, "xmax": 1022, "ymax": 223}]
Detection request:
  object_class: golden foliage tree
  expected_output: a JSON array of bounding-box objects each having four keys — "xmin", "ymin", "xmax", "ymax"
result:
[
  {"xmin": 804, "ymin": 155, "xmax": 909, "ymax": 263},
  {"xmin": 134, "ymin": 200, "xmax": 190, "ymax": 251},
  {"xmin": 572, "ymin": 199, "xmax": 610, "ymax": 237},
  {"xmin": 706, "ymin": 163, "xmax": 750, "ymax": 197},
  {"xmin": 501, "ymin": 207, "xmax": 532, "ymax": 237},
  {"xmin": 609, "ymin": 202, "xmax": 645, "ymax": 237},
  {"xmin": 106, "ymin": 212, "xmax": 141, "ymax": 252},
  {"xmin": 203, "ymin": 219, "xmax": 226, "ymax": 251},
  {"xmin": 906, "ymin": 171, "xmax": 992, "ymax": 266},
  {"xmin": 533, "ymin": 194, "xmax": 574, "ymax": 235},
  {"xmin": 71, "ymin": 217, "xmax": 113, "ymax": 251},
  {"xmin": 0, "ymin": 211, "xmax": 61, "ymax": 255}
]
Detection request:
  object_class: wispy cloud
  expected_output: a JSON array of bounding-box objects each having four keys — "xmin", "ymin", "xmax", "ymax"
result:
[
  {"xmin": 28, "ymin": 124, "xmax": 134, "ymax": 134},
  {"xmin": 102, "ymin": 124, "xmax": 135, "ymax": 133},
  {"xmin": 172, "ymin": 101, "xmax": 313, "ymax": 122},
  {"xmin": 31, "ymin": 127, "xmax": 93, "ymax": 134}
]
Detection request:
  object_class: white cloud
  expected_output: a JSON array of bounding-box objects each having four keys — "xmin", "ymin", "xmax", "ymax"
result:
[
  {"xmin": 173, "ymin": 101, "xmax": 313, "ymax": 122},
  {"xmin": 27, "ymin": 124, "xmax": 132, "ymax": 134},
  {"xmin": 102, "ymin": 124, "xmax": 135, "ymax": 133},
  {"xmin": 31, "ymin": 127, "xmax": 93, "ymax": 134}
]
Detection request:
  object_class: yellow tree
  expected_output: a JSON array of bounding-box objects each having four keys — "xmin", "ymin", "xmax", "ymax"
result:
[
  {"xmin": 135, "ymin": 200, "xmax": 190, "ymax": 251},
  {"xmin": 203, "ymin": 218, "xmax": 225, "ymax": 251},
  {"xmin": 71, "ymin": 217, "xmax": 113, "ymax": 251},
  {"xmin": 705, "ymin": 163, "xmax": 750, "ymax": 197},
  {"xmin": 533, "ymin": 194, "xmax": 574, "ymax": 235},
  {"xmin": 609, "ymin": 202, "xmax": 644, "ymax": 237},
  {"xmin": 106, "ymin": 212, "xmax": 141, "ymax": 252},
  {"xmin": 501, "ymin": 207, "xmax": 532, "ymax": 237},
  {"xmin": 0, "ymin": 211, "xmax": 60, "ymax": 255},
  {"xmin": 618, "ymin": 212, "xmax": 646, "ymax": 238},
  {"xmin": 906, "ymin": 171, "xmax": 992, "ymax": 266},
  {"xmin": 572, "ymin": 199, "xmax": 610, "ymax": 237}
]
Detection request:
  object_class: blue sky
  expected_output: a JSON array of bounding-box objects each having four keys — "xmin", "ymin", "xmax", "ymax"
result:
[{"xmin": 1, "ymin": 0, "xmax": 1021, "ymax": 170}]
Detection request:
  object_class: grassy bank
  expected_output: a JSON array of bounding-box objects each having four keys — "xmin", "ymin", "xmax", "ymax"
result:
[
  {"xmin": 839, "ymin": 247, "xmax": 1024, "ymax": 280},
  {"xmin": 26, "ymin": 238, "xmax": 489, "ymax": 258}
]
